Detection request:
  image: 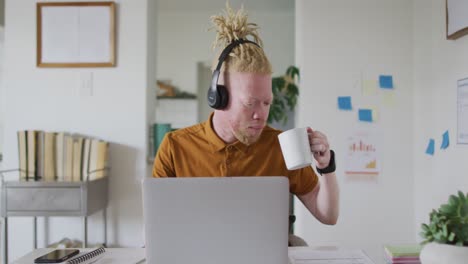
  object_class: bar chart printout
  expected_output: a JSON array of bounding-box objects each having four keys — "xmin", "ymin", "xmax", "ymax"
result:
[{"xmin": 345, "ymin": 130, "xmax": 380, "ymax": 177}]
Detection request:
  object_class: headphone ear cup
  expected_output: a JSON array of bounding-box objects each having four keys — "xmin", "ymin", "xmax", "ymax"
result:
[
  {"xmin": 207, "ymin": 85, "xmax": 219, "ymax": 109},
  {"xmin": 217, "ymin": 85, "xmax": 229, "ymax": 109}
]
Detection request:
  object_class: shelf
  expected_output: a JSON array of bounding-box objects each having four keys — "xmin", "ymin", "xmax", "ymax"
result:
[{"xmin": 157, "ymin": 95, "xmax": 197, "ymax": 100}]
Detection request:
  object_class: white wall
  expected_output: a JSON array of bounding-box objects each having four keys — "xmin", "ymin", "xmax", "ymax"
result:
[
  {"xmin": 146, "ymin": 0, "xmax": 158, "ymax": 160},
  {"xmin": 3, "ymin": 0, "xmax": 156, "ymax": 261},
  {"xmin": 295, "ymin": 1, "xmax": 415, "ymax": 263},
  {"xmin": 413, "ymin": 0, "xmax": 468, "ymax": 241},
  {"xmin": 0, "ymin": 26, "xmax": 4, "ymax": 156}
]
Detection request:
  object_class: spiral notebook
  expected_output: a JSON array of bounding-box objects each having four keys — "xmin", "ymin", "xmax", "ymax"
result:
[{"xmin": 65, "ymin": 247, "xmax": 106, "ymax": 264}]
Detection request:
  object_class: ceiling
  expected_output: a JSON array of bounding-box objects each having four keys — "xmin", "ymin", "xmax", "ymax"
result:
[{"xmin": 157, "ymin": 0, "xmax": 294, "ymax": 12}]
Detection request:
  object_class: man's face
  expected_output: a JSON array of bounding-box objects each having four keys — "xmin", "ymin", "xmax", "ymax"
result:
[{"xmin": 225, "ymin": 72, "xmax": 272, "ymax": 145}]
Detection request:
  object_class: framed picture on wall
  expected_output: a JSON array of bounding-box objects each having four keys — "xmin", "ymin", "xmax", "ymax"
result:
[
  {"xmin": 37, "ymin": 2, "xmax": 116, "ymax": 67},
  {"xmin": 446, "ymin": 0, "xmax": 468, "ymax": 40}
]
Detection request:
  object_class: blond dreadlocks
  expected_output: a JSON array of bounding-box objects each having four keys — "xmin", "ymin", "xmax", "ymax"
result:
[{"xmin": 210, "ymin": 3, "xmax": 272, "ymax": 74}]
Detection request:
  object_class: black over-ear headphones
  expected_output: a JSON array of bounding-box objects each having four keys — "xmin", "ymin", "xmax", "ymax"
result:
[{"xmin": 207, "ymin": 39, "xmax": 260, "ymax": 109}]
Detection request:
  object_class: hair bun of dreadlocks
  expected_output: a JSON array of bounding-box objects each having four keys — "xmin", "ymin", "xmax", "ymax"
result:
[{"xmin": 210, "ymin": 3, "xmax": 263, "ymax": 49}]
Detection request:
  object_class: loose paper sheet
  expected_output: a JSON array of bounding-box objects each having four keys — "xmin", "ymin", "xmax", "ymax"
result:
[
  {"xmin": 289, "ymin": 248, "xmax": 375, "ymax": 264},
  {"xmin": 457, "ymin": 78, "xmax": 468, "ymax": 144},
  {"xmin": 345, "ymin": 130, "xmax": 380, "ymax": 176}
]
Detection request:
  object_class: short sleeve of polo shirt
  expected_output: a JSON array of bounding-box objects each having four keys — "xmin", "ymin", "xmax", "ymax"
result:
[
  {"xmin": 287, "ymin": 166, "xmax": 318, "ymax": 196},
  {"xmin": 153, "ymin": 133, "xmax": 175, "ymax": 177}
]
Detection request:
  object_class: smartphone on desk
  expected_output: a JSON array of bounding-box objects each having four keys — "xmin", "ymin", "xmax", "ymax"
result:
[{"xmin": 34, "ymin": 249, "xmax": 80, "ymax": 263}]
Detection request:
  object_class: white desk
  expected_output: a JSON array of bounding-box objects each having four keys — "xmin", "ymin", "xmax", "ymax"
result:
[
  {"xmin": 12, "ymin": 248, "xmax": 146, "ymax": 264},
  {"xmin": 12, "ymin": 247, "xmax": 376, "ymax": 264}
]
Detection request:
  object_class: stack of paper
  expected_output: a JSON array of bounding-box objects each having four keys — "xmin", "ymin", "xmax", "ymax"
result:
[
  {"xmin": 383, "ymin": 244, "xmax": 422, "ymax": 264},
  {"xmin": 288, "ymin": 247, "xmax": 375, "ymax": 264}
]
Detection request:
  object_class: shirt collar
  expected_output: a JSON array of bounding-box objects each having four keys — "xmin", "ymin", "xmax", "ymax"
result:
[{"xmin": 204, "ymin": 112, "xmax": 250, "ymax": 154}]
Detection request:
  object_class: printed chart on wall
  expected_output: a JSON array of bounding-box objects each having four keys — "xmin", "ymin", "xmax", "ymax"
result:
[
  {"xmin": 345, "ymin": 130, "xmax": 381, "ymax": 179},
  {"xmin": 457, "ymin": 77, "xmax": 468, "ymax": 144}
]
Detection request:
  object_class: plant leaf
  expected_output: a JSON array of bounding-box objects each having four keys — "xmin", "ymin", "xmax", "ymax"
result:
[
  {"xmin": 440, "ymin": 204, "xmax": 453, "ymax": 214},
  {"xmin": 286, "ymin": 66, "xmax": 300, "ymax": 81},
  {"xmin": 421, "ymin": 224, "xmax": 429, "ymax": 232},
  {"xmin": 443, "ymin": 225, "xmax": 448, "ymax": 237},
  {"xmin": 448, "ymin": 232, "xmax": 455, "ymax": 242},
  {"xmin": 268, "ymin": 66, "xmax": 300, "ymax": 125},
  {"xmin": 458, "ymin": 191, "xmax": 465, "ymax": 201},
  {"xmin": 449, "ymin": 195, "xmax": 459, "ymax": 206}
]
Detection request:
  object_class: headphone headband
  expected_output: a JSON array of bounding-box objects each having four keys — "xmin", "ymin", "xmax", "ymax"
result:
[
  {"xmin": 210, "ymin": 39, "xmax": 260, "ymax": 93},
  {"xmin": 208, "ymin": 39, "xmax": 260, "ymax": 110},
  {"xmin": 215, "ymin": 39, "xmax": 260, "ymax": 72}
]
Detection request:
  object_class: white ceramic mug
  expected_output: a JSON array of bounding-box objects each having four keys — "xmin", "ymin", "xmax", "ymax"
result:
[{"xmin": 278, "ymin": 127, "xmax": 313, "ymax": 170}]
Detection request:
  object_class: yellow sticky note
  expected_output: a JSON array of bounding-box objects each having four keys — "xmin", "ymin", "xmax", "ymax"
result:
[
  {"xmin": 362, "ymin": 80, "xmax": 377, "ymax": 96},
  {"xmin": 382, "ymin": 92, "xmax": 396, "ymax": 107}
]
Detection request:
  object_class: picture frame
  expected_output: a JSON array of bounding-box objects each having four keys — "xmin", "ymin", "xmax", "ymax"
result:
[
  {"xmin": 37, "ymin": 2, "xmax": 116, "ymax": 67},
  {"xmin": 446, "ymin": 0, "xmax": 468, "ymax": 40}
]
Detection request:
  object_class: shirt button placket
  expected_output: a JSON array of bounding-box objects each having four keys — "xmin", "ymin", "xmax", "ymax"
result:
[{"xmin": 226, "ymin": 146, "xmax": 234, "ymax": 176}]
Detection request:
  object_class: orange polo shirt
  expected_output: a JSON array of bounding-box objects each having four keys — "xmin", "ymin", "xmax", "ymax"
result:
[{"xmin": 152, "ymin": 113, "xmax": 318, "ymax": 195}]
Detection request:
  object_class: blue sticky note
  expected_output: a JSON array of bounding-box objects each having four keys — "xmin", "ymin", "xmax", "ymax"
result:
[
  {"xmin": 441, "ymin": 130, "xmax": 450, "ymax": 149},
  {"xmin": 338, "ymin": 96, "xmax": 352, "ymax": 110},
  {"xmin": 358, "ymin": 109, "xmax": 373, "ymax": 122},
  {"xmin": 379, "ymin": 75, "xmax": 394, "ymax": 89},
  {"xmin": 426, "ymin": 139, "xmax": 435, "ymax": 155}
]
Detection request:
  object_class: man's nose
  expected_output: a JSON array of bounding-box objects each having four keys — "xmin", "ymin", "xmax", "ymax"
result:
[{"xmin": 252, "ymin": 105, "xmax": 269, "ymax": 120}]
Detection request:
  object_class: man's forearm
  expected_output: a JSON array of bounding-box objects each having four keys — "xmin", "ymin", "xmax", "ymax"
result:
[
  {"xmin": 315, "ymin": 172, "xmax": 340, "ymax": 225},
  {"xmin": 299, "ymin": 172, "xmax": 340, "ymax": 225}
]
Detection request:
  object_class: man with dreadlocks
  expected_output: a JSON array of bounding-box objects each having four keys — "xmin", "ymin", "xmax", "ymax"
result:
[{"xmin": 153, "ymin": 4, "xmax": 339, "ymax": 239}]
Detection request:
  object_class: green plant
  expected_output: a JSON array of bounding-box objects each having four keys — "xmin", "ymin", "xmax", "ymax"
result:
[
  {"xmin": 420, "ymin": 191, "xmax": 468, "ymax": 246},
  {"xmin": 268, "ymin": 66, "xmax": 300, "ymax": 125}
]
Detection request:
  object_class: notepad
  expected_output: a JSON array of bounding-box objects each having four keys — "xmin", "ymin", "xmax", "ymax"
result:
[
  {"xmin": 384, "ymin": 244, "xmax": 422, "ymax": 257},
  {"xmin": 66, "ymin": 247, "xmax": 106, "ymax": 264},
  {"xmin": 288, "ymin": 248, "xmax": 375, "ymax": 264}
]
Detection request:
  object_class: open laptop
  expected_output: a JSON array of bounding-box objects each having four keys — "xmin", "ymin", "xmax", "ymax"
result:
[{"xmin": 142, "ymin": 176, "xmax": 290, "ymax": 264}]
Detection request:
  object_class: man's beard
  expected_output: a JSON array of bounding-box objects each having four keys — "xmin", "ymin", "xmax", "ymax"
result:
[{"xmin": 233, "ymin": 127, "xmax": 262, "ymax": 145}]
